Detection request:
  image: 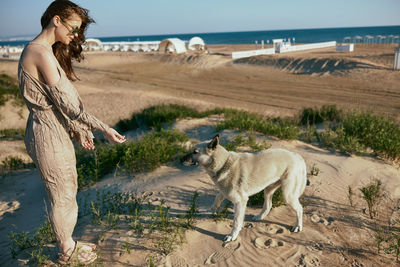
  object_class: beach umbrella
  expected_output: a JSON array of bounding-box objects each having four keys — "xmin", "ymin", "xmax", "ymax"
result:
[
  {"xmin": 388, "ymin": 35, "xmax": 394, "ymax": 44},
  {"xmin": 343, "ymin": 37, "xmax": 351, "ymax": 43},
  {"xmin": 353, "ymin": 36, "xmax": 362, "ymax": 43},
  {"xmin": 364, "ymin": 35, "xmax": 374, "ymax": 44},
  {"xmin": 376, "ymin": 35, "xmax": 386, "ymax": 44}
]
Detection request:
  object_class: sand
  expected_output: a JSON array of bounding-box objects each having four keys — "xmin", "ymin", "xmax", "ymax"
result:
[{"xmin": 0, "ymin": 44, "xmax": 400, "ymax": 266}]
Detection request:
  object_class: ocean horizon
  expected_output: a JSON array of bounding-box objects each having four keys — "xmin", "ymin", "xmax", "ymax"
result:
[{"xmin": 1, "ymin": 25, "xmax": 399, "ymax": 47}]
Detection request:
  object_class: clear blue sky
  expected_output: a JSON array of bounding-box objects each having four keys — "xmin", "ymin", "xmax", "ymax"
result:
[{"xmin": 1, "ymin": 0, "xmax": 399, "ymax": 38}]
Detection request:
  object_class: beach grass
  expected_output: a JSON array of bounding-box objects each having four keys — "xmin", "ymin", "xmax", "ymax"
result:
[
  {"xmin": 8, "ymin": 220, "xmax": 55, "ymax": 262},
  {"xmin": 299, "ymin": 104, "xmax": 344, "ymax": 126},
  {"xmin": 343, "ymin": 111, "xmax": 400, "ymax": 160},
  {"xmin": 87, "ymin": 189, "xmax": 195, "ymax": 257},
  {"xmin": 0, "ymin": 73, "xmax": 24, "ymax": 107},
  {"xmin": 116, "ymin": 104, "xmax": 226, "ymax": 132},
  {"xmin": 0, "ymin": 128, "xmax": 25, "ymax": 140},
  {"xmin": 75, "ymin": 129, "xmax": 188, "ymax": 188},
  {"xmin": 123, "ymin": 129, "xmax": 188, "ymax": 175},
  {"xmin": 217, "ymin": 109, "xmax": 300, "ymax": 140},
  {"xmin": 1, "ymin": 156, "xmax": 34, "ymax": 178}
]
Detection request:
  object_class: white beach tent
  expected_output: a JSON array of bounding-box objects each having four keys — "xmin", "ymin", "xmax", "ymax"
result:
[
  {"xmin": 188, "ymin": 37, "xmax": 206, "ymax": 51},
  {"xmin": 159, "ymin": 38, "xmax": 187, "ymax": 54},
  {"xmin": 85, "ymin": 38, "xmax": 103, "ymax": 51}
]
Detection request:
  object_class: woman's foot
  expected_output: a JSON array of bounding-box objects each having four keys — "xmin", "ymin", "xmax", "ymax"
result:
[{"xmin": 58, "ymin": 241, "xmax": 98, "ymax": 265}]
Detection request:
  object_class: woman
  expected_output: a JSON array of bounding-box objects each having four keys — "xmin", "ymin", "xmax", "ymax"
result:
[{"xmin": 18, "ymin": 0, "xmax": 125, "ymax": 264}]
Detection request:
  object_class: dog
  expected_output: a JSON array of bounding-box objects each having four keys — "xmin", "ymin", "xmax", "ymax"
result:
[{"xmin": 181, "ymin": 134, "xmax": 307, "ymax": 242}]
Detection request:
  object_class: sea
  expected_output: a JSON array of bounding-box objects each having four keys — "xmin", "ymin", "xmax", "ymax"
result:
[{"xmin": 1, "ymin": 25, "xmax": 399, "ymax": 47}]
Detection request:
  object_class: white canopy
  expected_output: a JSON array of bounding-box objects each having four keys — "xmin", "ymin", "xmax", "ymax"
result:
[
  {"xmin": 159, "ymin": 38, "xmax": 187, "ymax": 54},
  {"xmin": 188, "ymin": 37, "xmax": 205, "ymax": 51},
  {"xmin": 85, "ymin": 38, "xmax": 103, "ymax": 51}
]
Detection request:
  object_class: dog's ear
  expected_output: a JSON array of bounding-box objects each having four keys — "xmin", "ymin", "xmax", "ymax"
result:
[{"xmin": 208, "ymin": 134, "xmax": 219, "ymax": 150}]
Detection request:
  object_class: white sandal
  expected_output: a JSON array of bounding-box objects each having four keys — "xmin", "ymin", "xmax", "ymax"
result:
[{"xmin": 58, "ymin": 241, "xmax": 97, "ymax": 265}]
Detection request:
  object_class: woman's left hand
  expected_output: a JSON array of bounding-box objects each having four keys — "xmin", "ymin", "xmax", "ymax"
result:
[
  {"xmin": 77, "ymin": 130, "xmax": 95, "ymax": 150},
  {"xmin": 105, "ymin": 128, "xmax": 126, "ymax": 144},
  {"xmin": 82, "ymin": 138, "xmax": 95, "ymax": 150}
]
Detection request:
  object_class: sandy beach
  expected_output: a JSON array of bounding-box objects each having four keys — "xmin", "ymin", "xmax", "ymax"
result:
[{"xmin": 1, "ymin": 44, "xmax": 400, "ymax": 266}]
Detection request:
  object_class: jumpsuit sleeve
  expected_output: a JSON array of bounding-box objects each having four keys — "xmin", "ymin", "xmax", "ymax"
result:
[{"xmin": 44, "ymin": 84, "xmax": 110, "ymax": 133}]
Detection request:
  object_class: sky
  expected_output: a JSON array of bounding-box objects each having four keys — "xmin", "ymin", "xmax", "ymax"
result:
[{"xmin": 1, "ymin": 0, "xmax": 399, "ymax": 39}]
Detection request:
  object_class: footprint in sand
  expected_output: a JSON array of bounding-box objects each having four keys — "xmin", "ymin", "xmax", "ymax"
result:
[
  {"xmin": 204, "ymin": 240, "xmax": 241, "ymax": 265},
  {"xmin": 310, "ymin": 213, "xmax": 334, "ymax": 226},
  {"xmin": 165, "ymin": 254, "xmax": 189, "ymax": 267},
  {"xmin": 297, "ymin": 253, "xmax": 320, "ymax": 267},
  {"xmin": 254, "ymin": 237, "xmax": 285, "ymax": 249},
  {"xmin": 265, "ymin": 224, "xmax": 289, "ymax": 235},
  {"xmin": 254, "ymin": 224, "xmax": 286, "ymax": 249}
]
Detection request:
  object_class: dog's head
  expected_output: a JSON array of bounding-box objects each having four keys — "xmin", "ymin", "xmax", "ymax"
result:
[{"xmin": 181, "ymin": 134, "xmax": 220, "ymax": 167}]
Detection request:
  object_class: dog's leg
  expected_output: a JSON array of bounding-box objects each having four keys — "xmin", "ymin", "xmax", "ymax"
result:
[
  {"xmin": 211, "ymin": 192, "xmax": 225, "ymax": 214},
  {"xmin": 286, "ymin": 196, "xmax": 303, "ymax": 232},
  {"xmin": 224, "ymin": 196, "xmax": 248, "ymax": 242},
  {"xmin": 253, "ymin": 181, "xmax": 281, "ymax": 221}
]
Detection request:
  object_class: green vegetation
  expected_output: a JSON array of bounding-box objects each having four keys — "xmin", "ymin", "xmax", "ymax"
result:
[
  {"xmin": 0, "ymin": 73, "xmax": 24, "ymax": 106},
  {"xmin": 360, "ymin": 179, "xmax": 383, "ymax": 219},
  {"xmin": 8, "ymin": 220, "xmax": 56, "ymax": 264},
  {"xmin": 217, "ymin": 110, "xmax": 300, "ymax": 140},
  {"xmin": 299, "ymin": 104, "xmax": 344, "ymax": 126},
  {"xmin": 347, "ymin": 185, "xmax": 355, "ymax": 207},
  {"xmin": 114, "ymin": 104, "xmax": 400, "ymax": 161},
  {"xmin": 116, "ymin": 104, "xmax": 225, "ymax": 132},
  {"xmin": 88, "ymin": 190, "xmax": 195, "ymax": 258},
  {"xmin": 222, "ymin": 132, "xmax": 271, "ymax": 152},
  {"xmin": 2, "ymin": 156, "xmax": 25, "ymax": 171},
  {"xmin": 183, "ymin": 191, "xmax": 199, "ymax": 229},
  {"xmin": 309, "ymin": 163, "xmax": 320, "ymax": 176},
  {"xmin": 247, "ymin": 187, "xmax": 285, "ymax": 208},
  {"xmin": 0, "ymin": 128, "xmax": 25, "ymax": 140},
  {"xmin": 76, "ymin": 129, "xmax": 188, "ymax": 188},
  {"xmin": 76, "ymin": 142, "xmax": 125, "ymax": 187},
  {"xmin": 1, "ymin": 156, "xmax": 33, "ymax": 178},
  {"xmin": 343, "ymin": 111, "xmax": 400, "ymax": 160},
  {"xmin": 123, "ymin": 130, "xmax": 188, "ymax": 175}
]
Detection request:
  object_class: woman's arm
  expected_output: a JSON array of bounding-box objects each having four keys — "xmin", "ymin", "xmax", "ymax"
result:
[{"xmin": 35, "ymin": 48, "xmax": 125, "ymax": 144}]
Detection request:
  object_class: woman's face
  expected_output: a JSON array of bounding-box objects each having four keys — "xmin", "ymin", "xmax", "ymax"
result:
[{"xmin": 55, "ymin": 13, "xmax": 82, "ymax": 45}]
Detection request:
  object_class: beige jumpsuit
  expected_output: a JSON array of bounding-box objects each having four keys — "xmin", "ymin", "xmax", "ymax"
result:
[{"xmin": 18, "ymin": 42, "xmax": 109, "ymax": 243}]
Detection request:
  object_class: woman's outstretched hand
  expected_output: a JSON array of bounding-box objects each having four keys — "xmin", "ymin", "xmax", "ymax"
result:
[{"xmin": 105, "ymin": 128, "xmax": 126, "ymax": 144}]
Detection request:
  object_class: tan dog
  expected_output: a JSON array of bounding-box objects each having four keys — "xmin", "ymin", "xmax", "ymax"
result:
[{"xmin": 181, "ymin": 134, "xmax": 307, "ymax": 242}]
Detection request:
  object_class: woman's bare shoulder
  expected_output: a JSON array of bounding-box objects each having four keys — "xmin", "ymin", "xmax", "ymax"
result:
[
  {"xmin": 21, "ymin": 43, "xmax": 60, "ymax": 85},
  {"xmin": 22, "ymin": 44, "xmax": 54, "ymax": 65}
]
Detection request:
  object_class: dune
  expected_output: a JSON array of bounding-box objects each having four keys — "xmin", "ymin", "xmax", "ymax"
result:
[{"xmin": 0, "ymin": 44, "xmax": 399, "ymax": 266}]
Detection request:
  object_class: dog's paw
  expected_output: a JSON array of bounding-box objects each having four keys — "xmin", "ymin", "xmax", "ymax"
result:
[
  {"xmin": 223, "ymin": 234, "xmax": 235, "ymax": 242},
  {"xmin": 291, "ymin": 225, "xmax": 302, "ymax": 233}
]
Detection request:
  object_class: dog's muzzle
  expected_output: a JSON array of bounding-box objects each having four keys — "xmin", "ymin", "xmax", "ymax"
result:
[{"xmin": 180, "ymin": 152, "xmax": 198, "ymax": 166}]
